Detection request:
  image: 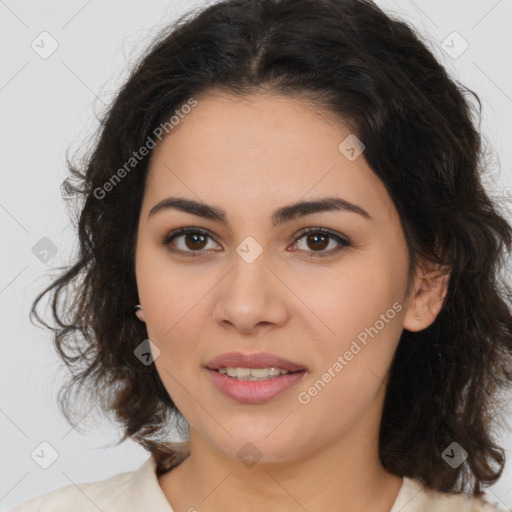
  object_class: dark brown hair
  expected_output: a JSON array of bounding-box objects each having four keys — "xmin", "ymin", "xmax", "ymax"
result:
[{"xmin": 31, "ymin": 0, "xmax": 512, "ymax": 497}]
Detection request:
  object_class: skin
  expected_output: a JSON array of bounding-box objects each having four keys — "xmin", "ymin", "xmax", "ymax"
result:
[{"xmin": 134, "ymin": 91, "xmax": 449, "ymax": 512}]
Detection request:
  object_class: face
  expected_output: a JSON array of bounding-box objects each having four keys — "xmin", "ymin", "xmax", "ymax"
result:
[{"xmin": 135, "ymin": 91, "xmax": 421, "ymax": 465}]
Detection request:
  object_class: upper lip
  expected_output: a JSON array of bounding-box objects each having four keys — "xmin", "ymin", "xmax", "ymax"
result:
[{"xmin": 205, "ymin": 352, "xmax": 307, "ymax": 372}]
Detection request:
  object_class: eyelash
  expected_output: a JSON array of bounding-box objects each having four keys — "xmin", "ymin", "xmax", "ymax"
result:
[{"xmin": 161, "ymin": 226, "xmax": 351, "ymax": 258}]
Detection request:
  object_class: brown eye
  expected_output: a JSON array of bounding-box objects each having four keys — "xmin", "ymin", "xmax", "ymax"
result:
[
  {"xmin": 292, "ymin": 228, "xmax": 351, "ymax": 257},
  {"xmin": 162, "ymin": 226, "xmax": 350, "ymax": 259},
  {"xmin": 305, "ymin": 232, "xmax": 329, "ymax": 251},
  {"xmin": 162, "ymin": 228, "xmax": 219, "ymax": 256},
  {"xmin": 183, "ymin": 232, "xmax": 208, "ymax": 250}
]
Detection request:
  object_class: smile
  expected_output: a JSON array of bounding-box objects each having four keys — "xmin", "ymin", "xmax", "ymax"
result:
[
  {"xmin": 216, "ymin": 367, "xmax": 293, "ymax": 380},
  {"xmin": 207, "ymin": 368, "xmax": 307, "ymax": 403}
]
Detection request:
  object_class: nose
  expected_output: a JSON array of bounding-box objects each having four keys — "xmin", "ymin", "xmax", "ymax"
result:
[{"xmin": 213, "ymin": 252, "xmax": 289, "ymax": 335}]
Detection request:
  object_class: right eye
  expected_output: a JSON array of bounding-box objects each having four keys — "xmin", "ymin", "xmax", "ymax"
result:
[{"xmin": 161, "ymin": 227, "xmax": 221, "ymax": 257}]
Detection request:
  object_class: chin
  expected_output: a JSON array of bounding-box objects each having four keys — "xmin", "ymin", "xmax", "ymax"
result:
[{"xmin": 206, "ymin": 424, "xmax": 312, "ymax": 466}]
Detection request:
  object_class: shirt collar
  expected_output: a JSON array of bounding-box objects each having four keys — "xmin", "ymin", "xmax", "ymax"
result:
[{"xmin": 131, "ymin": 453, "xmax": 175, "ymax": 511}]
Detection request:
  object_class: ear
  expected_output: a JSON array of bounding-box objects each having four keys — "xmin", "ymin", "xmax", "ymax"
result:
[
  {"xmin": 403, "ymin": 261, "xmax": 450, "ymax": 333},
  {"xmin": 135, "ymin": 308, "xmax": 146, "ymax": 323}
]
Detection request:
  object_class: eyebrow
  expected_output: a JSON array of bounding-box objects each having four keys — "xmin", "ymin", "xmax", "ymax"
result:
[{"xmin": 148, "ymin": 196, "xmax": 372, "ymax": 226}]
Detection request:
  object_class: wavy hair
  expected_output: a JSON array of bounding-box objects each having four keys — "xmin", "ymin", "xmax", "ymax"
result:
[{"xmin": 30, "ymin": 0, "xmax": 512, "ymax": 496}]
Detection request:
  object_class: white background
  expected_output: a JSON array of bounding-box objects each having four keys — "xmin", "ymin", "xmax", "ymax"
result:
[{"xmin": 1, "ymin": 0, "xmax": 511, "ymax": 510}]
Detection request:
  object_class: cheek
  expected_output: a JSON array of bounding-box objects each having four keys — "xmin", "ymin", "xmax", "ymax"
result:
[
  {"xmin": 135, "ymin": 242, "xmax": 214, "ymax": 338},
  {"xmin": 295, "ymin": 291, "xmax": 403, "ymax": 439},
  {"xmin": 297, "ymin": 250, "xmax": 406, "ymax": 402},
  {"xmin": 304, "ymin": 252, "xmax": 404, "ymax": 348}
]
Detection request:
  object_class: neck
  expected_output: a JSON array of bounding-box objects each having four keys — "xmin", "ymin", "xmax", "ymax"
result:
[{"xmin": 158, "ymin": 404, "xmax": 403, "ymax": 512}]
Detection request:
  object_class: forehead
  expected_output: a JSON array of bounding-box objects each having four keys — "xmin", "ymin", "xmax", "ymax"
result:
[
  {"xmin": 143, "ymin": 91, "xmax": 396, "ymax": 225},
  {"xmin": 151, "ymin": 90, "xmax": 351, "ymax": 168}
]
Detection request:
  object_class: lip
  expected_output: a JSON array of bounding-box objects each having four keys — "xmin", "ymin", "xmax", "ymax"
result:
[
  {"xmin": 206, "ymin": 368, "xmax": 307, "ymax": 404},
  {"xmin": 205, "ymin": 351, "xmax": 307, "ymax": 372},
  {"xmin": 204, "ymin": 352, "xmax": 307, "ymax": 404}
]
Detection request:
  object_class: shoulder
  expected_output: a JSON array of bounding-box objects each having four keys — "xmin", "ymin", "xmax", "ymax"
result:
[
  {"xmin": 7, "ymin": 467, "xmax": 137, "ymax": 512},
  {"xmin": 392, "ymin": 476, "xmax": 506, "ymax": 512},
  {"xmin": 7, "ymin": 455, "xmax": 162, "ymax": 512}
]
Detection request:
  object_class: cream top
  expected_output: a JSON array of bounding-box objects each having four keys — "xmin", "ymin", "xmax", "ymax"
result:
[{"xmin": 8, "ymin": 454, "xmax": 505, "ymax": 511}]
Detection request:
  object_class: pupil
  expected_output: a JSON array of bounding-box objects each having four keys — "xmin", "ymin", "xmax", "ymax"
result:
[
  {"xmin": 308, "ymin": 233, "xmax": 328, "ymax": 251},
  {"xmin": 186, "ymin": 233, "xmax": 207, "ymax": 250}
]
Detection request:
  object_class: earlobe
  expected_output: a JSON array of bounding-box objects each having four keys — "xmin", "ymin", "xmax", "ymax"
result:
[
  {"xmin": 135, "ymin": 304, "xmax": 146, "ymax": 322},
  {"xmin": 403, "ymin": 264, "xmax": 450, "ymax": 333}
]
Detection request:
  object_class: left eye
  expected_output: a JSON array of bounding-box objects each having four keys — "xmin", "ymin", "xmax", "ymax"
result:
[
  {"xmin": 291, "ymin": 228, "xmax": 350, "ymax": 257},
  {"xmin": 161, "ymin": 227, "xmax": 350, "ymax": 257}
]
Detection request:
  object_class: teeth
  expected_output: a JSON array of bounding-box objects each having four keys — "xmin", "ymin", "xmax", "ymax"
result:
[
  {"xmin": 217, "ymin": 367, "xmax": 292, "ymax": 380},
  {"xmin": 226, "ymin": 367, "xmax": 237, "ymax": 377},
  {"xmin": 236, "ymin": 367, "xmax": 251, "ymax": 378}
]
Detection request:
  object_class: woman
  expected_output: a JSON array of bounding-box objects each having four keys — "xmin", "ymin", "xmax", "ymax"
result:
[{"xmin": 12, "ymin": 0, "xmax": 512, "ymax": 510}]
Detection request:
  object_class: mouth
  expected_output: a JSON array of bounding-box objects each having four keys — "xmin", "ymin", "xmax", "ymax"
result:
[
  {"xmin": 214, "ymin": 366, "xmax": 303, "ymax": 381},
  {"xmin": 204, "ymin": 352, "xmax": 307, "ymax": 403},
  {"xmin": 205, "ymin": 351, "xmax": 307, "ymax": 374}
]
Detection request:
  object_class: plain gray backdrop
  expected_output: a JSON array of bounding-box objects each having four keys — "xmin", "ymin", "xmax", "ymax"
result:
[{"xmin": 1, "ymin": 0, "xmax": 512, "ymax": 510}]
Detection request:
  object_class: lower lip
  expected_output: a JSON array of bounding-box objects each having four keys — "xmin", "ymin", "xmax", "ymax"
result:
[{"xmin": 206, "ymin": 369, "xmax": 306, "ymax": 404}]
